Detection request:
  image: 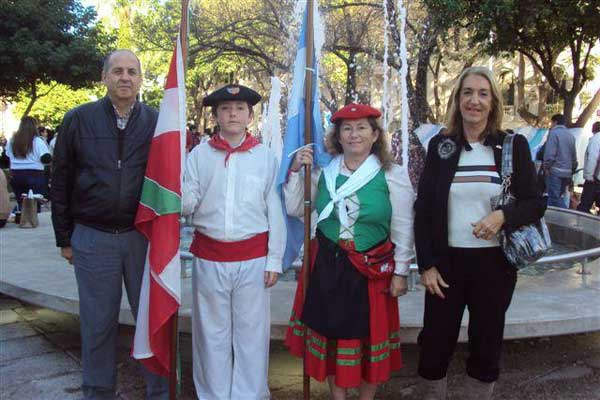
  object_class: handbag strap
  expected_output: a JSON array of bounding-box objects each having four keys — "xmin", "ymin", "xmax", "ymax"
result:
[
  {"xmin": 500, "ymin": 133, "xmax": 516, "ymax": 194},
  {"xmin": 501, "ymin": 133, "xmax": 515, "ymax": 178}
]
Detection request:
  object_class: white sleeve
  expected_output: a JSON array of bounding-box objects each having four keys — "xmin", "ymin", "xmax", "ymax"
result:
[
  {"xmin": 583, "ymin": 136, "xmax": 600, "ymax": 181},
  {"xmin": 264, "ymin": 151, "xmax": 287, "ymax": 273},
  {"xmin": 5, "ymin": 141, "xmax": 13, "ymax": 159},
  {"xmin": 181, "ymin": 148, "xmax": 203, "ymax": 216},
  {"xmin": 282, "ymin": 168, "xmax": 320, "ymax": 218},
  {"xmin": 386, "ymin": 165, "xmax": 416, "ymax": 276},
  {"xmin": 49, "ymin": 137, "xmax": 57, "ymax": 155},
  {"xmin": 33, "ymin": 137, "xmax": 50, "ymax": 159}
]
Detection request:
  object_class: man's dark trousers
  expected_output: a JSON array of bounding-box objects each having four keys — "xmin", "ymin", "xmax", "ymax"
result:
[
  {"xmin": 577, "ymin": 181, "xmax": 600, "ymax": 213},
  {"xmin": 72, "ymin": 223, "xmax": 168, "ymax": 400}
]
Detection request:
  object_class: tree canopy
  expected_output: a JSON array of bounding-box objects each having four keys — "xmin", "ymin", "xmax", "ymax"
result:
[
  {"xmin": 425, "ymin": 0, "xmax": 600, "ymax": 126},
  {"xmin": 13, "ymin": 83, "xmax": 104, "ymax": 128},
  {"xmin": 3, "ymin": 0, "xmax": 597, "ymax": 129},
  {"xmin": 0, "ymin": 0, "xmax": 114, "ymax": 117}
]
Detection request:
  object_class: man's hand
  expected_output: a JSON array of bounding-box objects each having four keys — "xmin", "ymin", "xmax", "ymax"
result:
[
  {"xmin": 264, "ymin": 271, "xmax": 279, "ymax": 288},
  {"xmin": 389, "ymin": 275, "xmax": 408, "ymax": 297},
  {"xmin": 421, "ymin": 267, "xmax": 449, "ymax": 299},
  {"xmin": 60, "ymin": 246, "xmax": 73, "ymax": 264}
]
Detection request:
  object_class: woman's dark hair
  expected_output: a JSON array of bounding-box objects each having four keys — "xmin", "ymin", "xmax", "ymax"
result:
[
  {"xmin": 325, "ymin": 117, "xmax": 394, "ymax": 170},
  {"xmin": 11, "ymin": 116, "xmax": 38, "ymax": 158},
  {"xmin": 551, "ymin": 114, "xmax": 565, "ymax": 126}
]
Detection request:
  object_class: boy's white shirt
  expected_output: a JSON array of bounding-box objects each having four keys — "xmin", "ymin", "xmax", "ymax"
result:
[{"xmin": 182, "ymin": 140, "xmax": 286, "ymax": 273}]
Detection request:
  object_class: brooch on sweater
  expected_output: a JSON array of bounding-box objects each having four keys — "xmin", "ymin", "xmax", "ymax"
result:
[{"xmin": 437, "ymin": 138, "xmax": 457, "ymax": 159}]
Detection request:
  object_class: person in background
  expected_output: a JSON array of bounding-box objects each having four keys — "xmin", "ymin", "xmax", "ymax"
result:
[
  {"xmin": 48, "ymin": 131, "xmax": 58, "ymax": 155},
  {"xmin": 5, "ymin": 116, "xmax": 51, "ymax": 213},
  {"xmin": 414, "ymin": 67, "xmax": 545, "ymax": 400},
  {"xmin": 185, "ymin": 123, "xmax": 201, "ymax": 152},
  {"xmin": 38, "ymin": 126, "xmax": 49, "ymax": 142},
  {"xmin": 577, "ymin": 121, "xmax": 600, "ymax": 213},
  {"xmin": 46, "ymin": 128, "xmax": 55, "ymax": 144},
  {"xmin": 543, "ymin": 114, "xmax": 577, "ymax": 208},
  {"xmin": 0, "ymin": 133, "xmax": 9, "ymax": 169},
  {"xmin": 0, "ymin": 169, "xmax": 10, "ymax": 227}
]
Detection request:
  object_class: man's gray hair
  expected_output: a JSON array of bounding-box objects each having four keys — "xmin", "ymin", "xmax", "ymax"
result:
[{"xmin": 102, "ymin": 49, "xmax": 142, "ymax": 74}]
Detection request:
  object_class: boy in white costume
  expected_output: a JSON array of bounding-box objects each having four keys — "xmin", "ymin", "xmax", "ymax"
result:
[{"xmin": 182, "ymin": 84, "xmax": 286, "ymax": 400}]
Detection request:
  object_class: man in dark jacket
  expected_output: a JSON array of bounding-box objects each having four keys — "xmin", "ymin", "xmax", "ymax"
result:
[{"xmin": 51, "ymin": 50, "xmax": 168, "ymax": 400}]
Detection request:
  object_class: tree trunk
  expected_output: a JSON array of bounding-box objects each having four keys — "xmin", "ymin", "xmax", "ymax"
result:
[
  {"xmin": 517, "ymin": 107, "xmax": 541, "ymax": 126},
  {"xmin": 21, "ymin": 82, "xmax": 38, "ymax": 118},
  {"xmin": 406, "ymin": 65, "xmax": 419, "ymax": 126},
  {"xmin": 344, "ymin": 51, "xmax": 358, "ymax": 105},
  {"xmin": 516, "ymin": 54, "xmax": 525, "ymax": 112},
  {"xmin": 536, "ymin": 82, "xmax": 549, "ymax": 125},
  {"xmin": 562, "ymin": 93, "xmax": 576, "ymax": 126},
  {"xmin": 432, "ymin": 55, "xmax": 442, "ymax": 123},
  {"xmin": 414, "ymin": 49, "xmax": 431, "ymax": 125},
  {"xmin": 574, "ymin": 88, "xmax": 600, "ymax": 128}
]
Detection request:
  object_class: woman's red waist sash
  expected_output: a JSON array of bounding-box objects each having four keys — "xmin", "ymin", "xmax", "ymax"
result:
[
  {"xmin": 190, "ymin": 231, "xmax": 268, "ymax": 262},
  {"xmin": 338, "ymin": 238, "xmax": 396, "ymax": 280}
]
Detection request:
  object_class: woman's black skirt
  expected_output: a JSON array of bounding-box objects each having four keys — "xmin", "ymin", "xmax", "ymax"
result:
[{"xmin": 300, "ymin": 231, "xmax": 370, "ymax": 339}]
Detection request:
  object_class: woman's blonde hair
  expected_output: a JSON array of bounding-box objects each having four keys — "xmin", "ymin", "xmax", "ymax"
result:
[
  {"xmin": 444, "ymin": 66, "xmax": 504, "ymax": 140},
  {"xmin": 326, "ymin": 117, "xmax": 394, "ymax": 170}
]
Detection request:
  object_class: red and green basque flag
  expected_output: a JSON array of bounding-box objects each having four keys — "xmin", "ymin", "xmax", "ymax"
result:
[{"xmin": 132, "ymin": 34, "xmax": 185, "ymax": 377}]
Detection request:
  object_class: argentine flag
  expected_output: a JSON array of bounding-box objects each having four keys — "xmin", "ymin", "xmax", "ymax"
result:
[{"xmin": 277, "ymin": 1, "xmax": 331, "ymax": 271}]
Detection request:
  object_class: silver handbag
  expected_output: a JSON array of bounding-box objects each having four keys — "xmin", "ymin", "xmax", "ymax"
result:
[{"xmin": 492, "ymin": 134, "xmax": 552, "ymax": 269}]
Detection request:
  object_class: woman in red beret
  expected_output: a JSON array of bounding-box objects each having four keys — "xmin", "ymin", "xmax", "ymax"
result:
[{"xmin": 283, "ymin": 103, "xmax": 415, "ymax": 399}]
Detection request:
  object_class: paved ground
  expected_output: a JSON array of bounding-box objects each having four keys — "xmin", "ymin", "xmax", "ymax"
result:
[
  {"xmin": 1, "ymin": 294, "xmax": 599, "ymax": 400},
  {"xmin": 2, "ymin": 212, "xmax": 599, "ymax": 345}
]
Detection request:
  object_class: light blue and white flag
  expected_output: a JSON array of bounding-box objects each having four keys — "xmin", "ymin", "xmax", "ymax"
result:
[{"xmin": 277, "ymin": 1, "xmax": 331, "ymax": 271}]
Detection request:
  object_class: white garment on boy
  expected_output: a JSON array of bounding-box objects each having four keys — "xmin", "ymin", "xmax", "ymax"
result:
[{"xmin": 182, "ymin": 139, "xmax": 286, "ymax": 400}]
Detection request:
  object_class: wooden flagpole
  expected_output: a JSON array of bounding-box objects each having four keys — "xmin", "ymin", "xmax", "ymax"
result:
[
  {"xmin": 169, "ymin": 313, "xmax": 178, "ymax": 400},
  {"xmin": 168, "ymin": 2, "xmax": 189, "ymax": 399},
  {"xmin": 302, "ymin": 1, "xmax": 315, "ymax": 399}
]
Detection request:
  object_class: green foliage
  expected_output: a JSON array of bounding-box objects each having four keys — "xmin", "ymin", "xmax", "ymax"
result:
[
  {"xmin": 13, "ymin": 83, "xmax": 104, "ymax": 128},
  {"xmin": 0, "ymin": 0, "xmax": 114, "ymax": 115},
  {"xmin": 141, "ymin": 84, "xmax": 164, "ymax": 110},
  {"xmin": 425, "ymin": 0, "xmax": 599, "ymax": 63},
  {"xmin": 424, "ymin": 0, "xmax": 599, "ymax": 123},
  {"xmin": 463, "ymin": 1, "xmax": 598, "ymax": 58}
]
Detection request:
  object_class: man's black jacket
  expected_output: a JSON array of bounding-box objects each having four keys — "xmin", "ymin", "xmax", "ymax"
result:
[
  {"xmin": 414, "ymin": 131, "xmax": 547, "ymax": 273},
  {"xmin": 51, "ymin": 96, "xmax": 158, "ymax": 247}
]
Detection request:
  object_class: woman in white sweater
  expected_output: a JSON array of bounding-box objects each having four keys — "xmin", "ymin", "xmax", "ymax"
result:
[{"xmin": 5, "ymin": 117, "xmax": 51, "ymax": 213}]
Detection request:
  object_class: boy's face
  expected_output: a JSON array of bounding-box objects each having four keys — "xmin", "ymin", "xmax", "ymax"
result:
[{"xmin": 214, "ymin": 101, "xmax": 253, "ymax": 137}]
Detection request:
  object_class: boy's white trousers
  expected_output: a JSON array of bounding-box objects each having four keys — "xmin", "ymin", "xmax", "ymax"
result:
[{"xmin": 191, "ymin": 257, "xmax": 271, "ymax": 400}]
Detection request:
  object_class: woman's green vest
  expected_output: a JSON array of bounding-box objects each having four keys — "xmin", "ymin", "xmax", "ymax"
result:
[{"xmin": 315, "ymin": 169, "xmax": 391, "ymax": 251}]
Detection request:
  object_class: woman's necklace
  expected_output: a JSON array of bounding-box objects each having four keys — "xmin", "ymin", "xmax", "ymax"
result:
[{"xmin": 343, "ymin": 161, "xmax": 357, "ymax": 172}]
